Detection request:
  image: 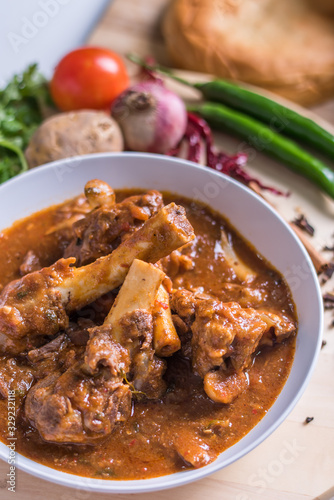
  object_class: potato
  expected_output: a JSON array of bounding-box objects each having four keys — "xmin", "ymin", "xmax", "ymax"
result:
[{"xmin": 25, "ymin": 110, "xmax": 124, "ymax": 168}]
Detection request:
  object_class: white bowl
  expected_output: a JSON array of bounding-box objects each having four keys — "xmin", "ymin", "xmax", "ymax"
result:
[{"xmin": 0, "ymin": 153, "xmax": 323, "ymax": 493}]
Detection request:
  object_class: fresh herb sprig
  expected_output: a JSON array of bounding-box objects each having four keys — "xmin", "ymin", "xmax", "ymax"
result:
[{"xmin": 0, "ymin": 64, "xmax": 52, "ymax": 183}]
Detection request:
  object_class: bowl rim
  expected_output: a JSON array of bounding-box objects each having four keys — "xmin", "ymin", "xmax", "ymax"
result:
[{"xmin": 0, "ymin": 152, "xmax": 324, "ymax": 493}]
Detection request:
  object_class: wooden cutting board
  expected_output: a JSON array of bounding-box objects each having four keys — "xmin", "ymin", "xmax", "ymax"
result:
[{"xmin": 1, "ymin": 1, "xmax": 333, "ymax": 499}]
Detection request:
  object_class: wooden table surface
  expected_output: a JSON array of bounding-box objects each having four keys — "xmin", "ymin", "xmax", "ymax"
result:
[{"xmin": 1, "ymin": 1, "xmax": 334, "ymax": 499}]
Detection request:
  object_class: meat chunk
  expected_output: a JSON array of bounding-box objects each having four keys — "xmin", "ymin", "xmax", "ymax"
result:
[
  {"xmin": 27, "ymin": 334, "xmax": 68, "ymax": 363},
  {"xmin": 27, "ymin": 334, "xmax": 85, "ymax": 381},
  {"xmin": 25, "ymin": 259, "xmax": 169, "ymax": 444},
  {"xmin": 259, "ymin": 311, "xmax": 297, "ymax": 346},
  {"xmin": 218, "ymin": 283, "xmax": 269, "ymax": 309},
  {"xmin": 132, "ymin": 348, "xmax": 166, "ymax": 398},
  {"xmin": 0, "ymin": 357, "xmax": 34, "ymax": 398},
  {"xmin": 171, "ymin": 289, "xmax": 296, "ymax": 403},
  {"xmin": 171, "ymin": 289, "xmax": 296, "ymax": 376},
  {"xmin": 160, "ymin": 249, "xmax": 194, "ymax": 279},
  {"xmin": 19, "ymin": 251, "xmax": 41, "ymax": 276},
  {"xmin": 0, "ymin": 333, "xmax": 84, "ymax": 400},
  {"xmin": 25, "ymin": 321, "xmax": 132, "ymax": 444},
  {"xmin": 204, "ymin": 369, "xmax": 248, "ymax": 404},
  {"xmin": 0, "ymin": 203, "xmax": 195, "ymax": 354},
  {"xmin": 84, "ymin": 326, "xmax": 130, "ymax": 375},
  {"xmin": 64, "ymin": 190, "xmax": 164, "ymax": 265},
  {"xmin": 25, "ymin": 361, "xmax": 131, "ymax": 444},
  {"xmin": 0, "ymin": 259, "xmax": 71, "ymax": 354},
  {"xmin": 170, "ymin": 288, "xmax": 196, "ymax": 324},
  {"xmin": 193, "ymin": 300, "xmax": 268, "ymax": 375},
  {"xmin": 173, "ymin": 430, "xmax": 213, "ymax": 468}
]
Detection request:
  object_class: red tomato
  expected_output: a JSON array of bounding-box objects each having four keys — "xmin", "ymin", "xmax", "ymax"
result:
[{"xmin": 50, "ymin": 47, "xmax": 129, "ymax": 111}]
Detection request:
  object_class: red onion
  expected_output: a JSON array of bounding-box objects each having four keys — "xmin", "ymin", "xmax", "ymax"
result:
[
  {"xmin": 111, "ymin": 81, "xmax": 187, "ymax": 154},
  {"xmin": 169, "ymin": 113, "xmax": 287, "ymax": 196}
]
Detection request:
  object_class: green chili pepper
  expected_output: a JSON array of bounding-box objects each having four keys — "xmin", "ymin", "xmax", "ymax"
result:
[
  {"xmin": 195, "ymin": 80, "xmax": 334, "ymax": 161},
  {"xmin": 188, "ymin": 101, "xmax": 334, "ymax": 199}
]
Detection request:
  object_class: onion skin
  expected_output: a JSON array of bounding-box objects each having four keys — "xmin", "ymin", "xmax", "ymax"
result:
[{"xmin": 111, "ymin": 81, "xmax": 187, "ymax": 154}]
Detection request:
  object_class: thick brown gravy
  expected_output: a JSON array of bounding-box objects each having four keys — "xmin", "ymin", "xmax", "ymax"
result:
[{"xmin": 0, "ymin": 190, "xmax": 296, "ymax": 480}]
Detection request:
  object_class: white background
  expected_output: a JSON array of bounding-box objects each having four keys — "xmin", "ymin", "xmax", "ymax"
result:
[{"xmin": 0, "ymin": 0, "xmax": 110, "ymax": 85}]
